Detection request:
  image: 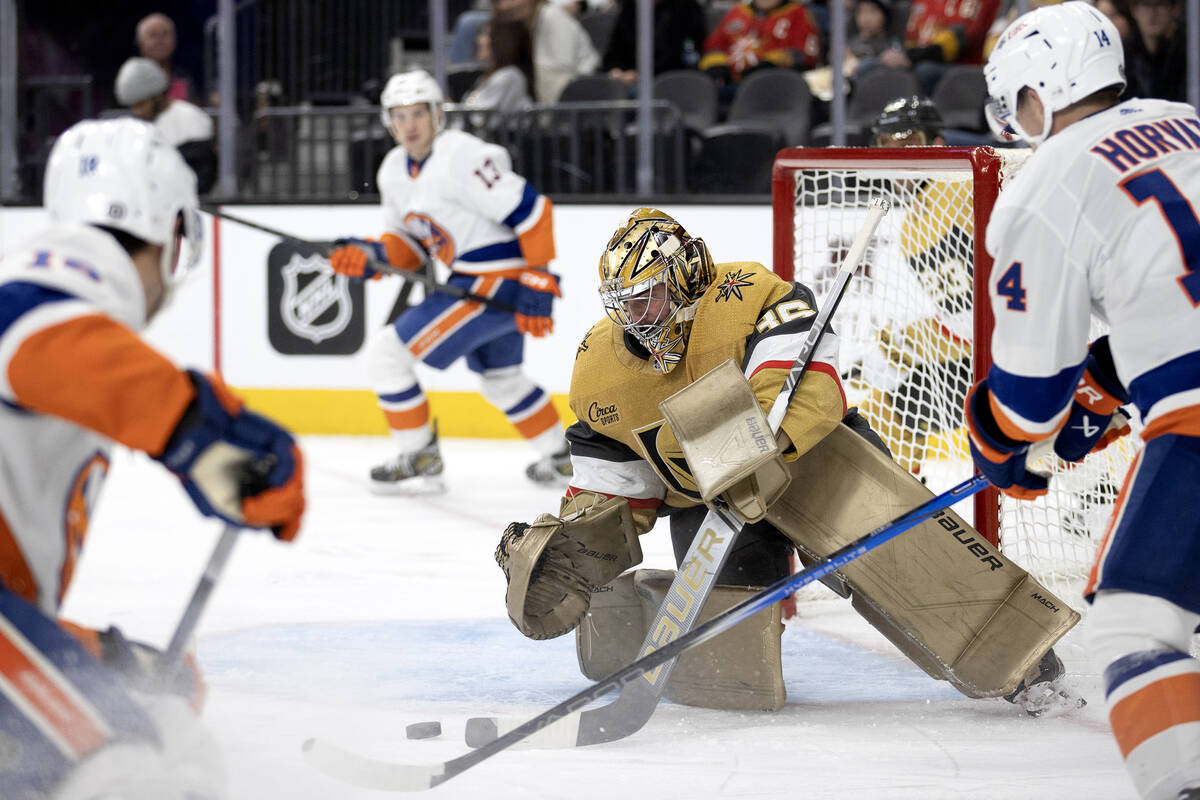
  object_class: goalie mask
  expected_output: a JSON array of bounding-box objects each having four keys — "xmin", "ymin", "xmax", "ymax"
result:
[
  {"xmin": 598, "ymin": 208, "xmax": 715, "ymax": 374},
  {"xmin": 984, "ymin": 1, "xmax": 1125, "ymax": 145}
]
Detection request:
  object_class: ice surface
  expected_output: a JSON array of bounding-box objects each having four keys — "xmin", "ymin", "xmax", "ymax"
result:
[{"xmin": 61, "ymin": 436, "xmax": 1135, "ymax": 799}]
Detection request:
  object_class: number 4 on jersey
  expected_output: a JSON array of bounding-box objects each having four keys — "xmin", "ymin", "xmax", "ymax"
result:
[
  {"xmin": 995, "ymin": 261, "xmax": 1027, "ymax": 311},
  {"xmin": 1120, "ymin": 168, "xmax": 1200, "ymax": 306}
]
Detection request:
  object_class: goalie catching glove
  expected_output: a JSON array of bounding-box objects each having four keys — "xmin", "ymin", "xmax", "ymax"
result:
[
  {"xmin": 496, "ymin": 496, "xmax": 641, "ymax": 640},
  {"xmin": 155, "ymin": 370, "xmax": 305, "ymax": 541}
]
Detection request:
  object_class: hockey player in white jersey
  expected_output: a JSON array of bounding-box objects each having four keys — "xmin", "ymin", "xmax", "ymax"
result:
[
  {"xmin": 328, "ymin": 70, "xmax": 570, "ymax": 492},
  {"xmin": 0, "ymin": 118, "xmax": 305, "ymax": 798},
  {"xmin": 968, "ymin": 4, "xmax": 1200, "ymax": 797}
]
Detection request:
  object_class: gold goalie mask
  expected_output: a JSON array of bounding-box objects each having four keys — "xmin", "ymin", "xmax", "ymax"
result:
[{"xmin": 598, "ymin": 208, "xmax": 715, "ymax": 374}]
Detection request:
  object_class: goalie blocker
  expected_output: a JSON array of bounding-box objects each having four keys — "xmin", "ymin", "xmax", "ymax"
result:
[{"xmin": 574, "ymin": 421, "xmax": 1078, "ymax": 710}]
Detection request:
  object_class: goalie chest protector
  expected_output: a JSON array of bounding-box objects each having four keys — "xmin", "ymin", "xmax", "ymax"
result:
[{"xmin": 569, "ymin": 261, "xmax": 794, "ymax": 507}]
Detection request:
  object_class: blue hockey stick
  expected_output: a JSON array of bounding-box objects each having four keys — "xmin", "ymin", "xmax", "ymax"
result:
[{"xmin": 301, "ymin": 472, "xmax": 990, "ymax": 792}]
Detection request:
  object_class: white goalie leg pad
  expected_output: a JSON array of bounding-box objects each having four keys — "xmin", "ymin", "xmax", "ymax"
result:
[{"xmin": 1088, "ymin": 590, "xmax": 1200, "ymax": 800}]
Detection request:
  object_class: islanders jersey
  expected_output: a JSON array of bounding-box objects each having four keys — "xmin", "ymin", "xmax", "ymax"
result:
[
  {"xmin": 376, "ymin": 129, "xmax": 555, "ymax": 276},
  {"xmin": 0, "ymin": 223, "xmax": 194, "ymax": 614},
  {"xmin": 985, "ymin": 98, "xmax": 1200, "ymax": 444},
  {"xmin": 565, "ymin": 262, "xmax": 845, "ymax": 521}
]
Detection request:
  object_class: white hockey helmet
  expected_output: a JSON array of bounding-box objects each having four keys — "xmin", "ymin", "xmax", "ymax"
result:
[
  {"xmin": 44, "ymin": 117, "xmax": 202, "ymax": 302},
  {"xmin": 379, "ymin": 70, "xmax": 445, "ymax": 133},
  {"xmin": 984, "ymin": 1, "xmax": 1125, "ymax": 145}
]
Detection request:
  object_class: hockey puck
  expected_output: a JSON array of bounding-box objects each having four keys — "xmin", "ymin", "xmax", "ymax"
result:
[{"xmin": 405, "ymin": 721, "xmax": 442, "ymax": 740}]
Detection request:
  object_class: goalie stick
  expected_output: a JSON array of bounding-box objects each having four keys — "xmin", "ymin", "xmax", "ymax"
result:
[
  {"xmin": 202, "ymin": 206, "xmax": 517, "ymax": 313},
  {"xmin": 302, "ymin": 404, "xmax": 1132, "ymax": 792},
  {"xmin": 462, "ymin": 196, "xmax": 891, "ymax": 751}
]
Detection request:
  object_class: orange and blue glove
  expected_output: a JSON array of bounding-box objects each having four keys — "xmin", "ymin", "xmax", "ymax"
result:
[
  {"xmin": 514, "ymin": 268, "xmax": 562, "ymax": 338},
  {"xmin": 1053, "ymin": 336, "xmax": 1131, "ymax": 462},
  {"xmin": 965, "ymin": 379, "xmax": 1049, "ymax": 500},
  {"xmin": 329, "ymin": 237, "xmax": 386, "ymax": 280},
  {"xmin": 156, "ymin": 370, "xmax": 305, "ymax": 542}
]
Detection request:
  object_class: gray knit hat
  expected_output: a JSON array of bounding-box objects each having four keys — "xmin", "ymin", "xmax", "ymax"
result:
[{"xmin": 115, "ymin": 57, "xmax": 169, "ymax": 106}]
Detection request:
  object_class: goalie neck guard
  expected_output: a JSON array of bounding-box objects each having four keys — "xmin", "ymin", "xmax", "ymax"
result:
[{"xmin": 598, "ymin": 208, "xmax": 715, "ymax": 374}]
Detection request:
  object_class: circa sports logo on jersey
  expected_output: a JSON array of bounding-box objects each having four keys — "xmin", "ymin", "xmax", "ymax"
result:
[
  {"xmin": 715, "ymin": 269, "xmax": 754, "ymax": 302},
  {"xmin": 267, "ymin": 242, "xmax": 365, "ymax": 355},
  {"xmin": 588, "ymin": 401, "xmax": 619, "ymax": 425}
]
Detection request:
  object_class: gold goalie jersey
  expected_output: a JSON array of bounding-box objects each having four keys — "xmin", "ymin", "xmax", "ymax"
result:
[{"xmin": 564, "ymin": 261, "xmax": 845, "ymax": 527}]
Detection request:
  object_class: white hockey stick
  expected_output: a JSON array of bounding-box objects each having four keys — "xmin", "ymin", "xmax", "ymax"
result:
[
  {"xmin": 158, "ymin": 524, "xmax": 238, "ymax": 686},
  {"xmin": 301, "ymin": 408, "xmax": 1132, "ymax": 792}
]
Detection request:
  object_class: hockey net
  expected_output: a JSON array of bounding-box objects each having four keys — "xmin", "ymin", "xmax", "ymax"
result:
[{"xmin": 772, "ymin": 146, "xmax": 1140, "ymax": 614}]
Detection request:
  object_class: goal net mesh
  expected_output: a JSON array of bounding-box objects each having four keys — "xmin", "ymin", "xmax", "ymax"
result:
[{"xmin": 780, "ymin": 149, "xmax": 1139, "ymax": 615}]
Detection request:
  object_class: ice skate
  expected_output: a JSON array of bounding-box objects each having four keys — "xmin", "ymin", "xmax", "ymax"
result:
[
  {"xmin": 525, "ymin": 443, "xmax": 572, "ymax": 486},
  {"xmin": 1004, "ymin": 648, "xmax": 1086, "ymax": 717},
  {"xmin": 370, "ymin": 425, "xmax": 445, "ymax": 494}
]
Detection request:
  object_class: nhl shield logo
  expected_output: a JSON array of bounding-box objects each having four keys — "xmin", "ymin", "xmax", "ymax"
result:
[
  {"xmin": 281, "ymin": 253, "xmax": 352, "ymax": 344},
  {"xmin": 267, "ymin": 242, "xmax": 365, "ymax": 355}
]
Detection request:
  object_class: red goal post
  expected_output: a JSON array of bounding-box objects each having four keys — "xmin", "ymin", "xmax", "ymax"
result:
[{"xmin": 771, "ymin": 145, "xmax": 1013, "ymax": 548}]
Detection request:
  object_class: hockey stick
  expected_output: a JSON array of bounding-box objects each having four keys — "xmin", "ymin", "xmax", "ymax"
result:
[
  {"xmin": 298, "ymin": 467, "xmax": 1010, "ymax": 790},
  {"xmin": 160, "ymin": 524, "xmax": 238, "ymax": 677},
  {"xmin": 301, "ymin": 411, "xmax": 1131, "ymax": 791},
  {"xmin": 203, "ymin": 206, "xmax": 517, "ymax": 313},
  {"xmin": 459, "ymin": 197, "xmax": 891, "ymax": 751}
]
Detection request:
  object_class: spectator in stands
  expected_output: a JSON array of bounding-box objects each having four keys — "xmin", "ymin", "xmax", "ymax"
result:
[
  {"xmin": 875, "ymin": 0, "xmax": 1001, "ymax": 94},
  {"xmin": 115, "ymin": 57, "xmax": 216, "ymax": 194},
  {"xmin": 135, "ymin": 12, "xmax": 195, "ymax": 103},
  {"xmin": 1095, "ymin": 0, "xmax": 1134, "ymax": 42},
  {"xmin": 846, "ymin": 0, "xmax": 904, "ymax": 78},
  {"xmin": 601, "ymin": 0, "xmax": 707, "ymax": 89},
  {"xmin": 699, "ymin": 0, "xmax": 823, "ymax": 104},
  {"xmin": 492, "ymin": 0, "xmax": 600, "ymax": 103},
  {"xmin": 462, "ymin": 19, "xmax": 535, "ymax": 109},
  {"xmin": 1123, "ymin": 0, "xmax": 1187, "ymax": 101}
]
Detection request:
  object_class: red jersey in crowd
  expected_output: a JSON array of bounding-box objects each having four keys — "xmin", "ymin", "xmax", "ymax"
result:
[
  {"xmin": 904, "ymin": 0, "xmax": 1001, "ymax": 64},
  {"xmin": 699, "ymin": 1, "xmax": 822, "ymax": 81}
]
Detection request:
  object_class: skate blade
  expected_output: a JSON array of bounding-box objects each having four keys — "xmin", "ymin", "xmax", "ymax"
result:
[{"xmin": 368, "ymin": 476, "xmax": 447, "ymax": 496}]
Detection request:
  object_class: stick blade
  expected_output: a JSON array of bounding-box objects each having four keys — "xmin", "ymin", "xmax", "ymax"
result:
[{"xmin": 302, "ymin": 737, "xmax": 444, "ymax": 792}]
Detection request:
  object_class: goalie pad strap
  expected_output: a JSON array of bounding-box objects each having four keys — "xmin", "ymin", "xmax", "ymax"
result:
[{"xmin": 499, "ymin": 496, "xmax": 641, "ymax": 641}]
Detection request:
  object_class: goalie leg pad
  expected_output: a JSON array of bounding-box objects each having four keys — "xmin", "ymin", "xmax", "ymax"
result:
[
  {"xmin": 498, "ymin": 496, "xmax": 641, "ymax": 641},
  {"xmin": 576, "ymin": 569, "xmax": 785, "ymax": 712},
  {"xmin": 765, "ymin": 422, "xmax": 1079, "ymax": 698}
]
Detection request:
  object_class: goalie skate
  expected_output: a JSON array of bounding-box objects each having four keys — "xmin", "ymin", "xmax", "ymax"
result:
[
  {"xmin": 370, "ymin": 427, "xmax": 445, "ymax": 494},
  {"xmin": 525, "ymin": 444, "xmax": 572, "ymax": 486},
  {"xmin": 1003, "ymin": 649, "xmax": 1086, "ymax": 718}
]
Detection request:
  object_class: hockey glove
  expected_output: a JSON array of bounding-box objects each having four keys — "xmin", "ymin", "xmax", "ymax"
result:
[
  {"xmin": 156, "ymin": 370, "xmax": 305, "ymax": 541},
  {"xmin": 965, "ymin": 379, "xmax": 1049, "ymax": 500},
  {"xmin": 329, "ymin": 237, "xmax": 386, "ymax": 280},
  {"xmin": 98, "ymin": 626, "xmax": 206, "ymax": 712},
  {"xmin": 1053, "ymin": 337, "xmax": 1132, "ymax": 462},
  {"xmin": 514, "ymin": 268, "xmax": 562, "ymax": 338}
]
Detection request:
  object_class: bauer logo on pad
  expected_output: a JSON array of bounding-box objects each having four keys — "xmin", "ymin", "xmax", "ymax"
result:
[{"xmin": 268, "ymin": 242, "xmax": 365, "ymax": 355}]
